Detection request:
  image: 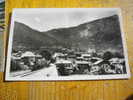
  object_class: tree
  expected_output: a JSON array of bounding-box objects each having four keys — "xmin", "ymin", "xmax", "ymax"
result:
[
  {"xmin": 40, "ymin": 50, "xmax": 52, "ymax": 61},
  {"xmin": 103, "ymin": 51, "xmax": 113, "ymax": 60}
]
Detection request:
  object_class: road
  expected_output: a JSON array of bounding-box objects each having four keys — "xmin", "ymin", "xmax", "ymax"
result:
[{"xmin": 19, "ymin": 64, "xmax": 59, "ymax": 79}]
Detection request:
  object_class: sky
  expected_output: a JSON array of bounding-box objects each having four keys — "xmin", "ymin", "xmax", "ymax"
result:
[{"xmin": 13, "ymin": 8, "xmax": 121, "ymax": 32}]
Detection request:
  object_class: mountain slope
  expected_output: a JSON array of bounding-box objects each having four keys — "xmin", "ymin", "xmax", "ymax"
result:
[
  {"xmin": 13, "ymin": 22, "xmax": 58, "ymax": 49},
  {"xmin": 12, "ymin": 15, "xmax": 124, "ymax": 53},
  {"xmin": 43, "ymin": 15, "xmax": 123, "ymax": 52}
]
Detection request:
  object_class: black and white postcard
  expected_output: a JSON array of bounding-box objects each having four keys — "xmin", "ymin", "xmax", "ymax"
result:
[{"xmin": 5, "ymin": 8, "xmax": 130, "ymax": 81}]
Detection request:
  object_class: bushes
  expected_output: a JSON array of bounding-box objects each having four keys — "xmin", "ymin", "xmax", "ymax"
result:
[
  {"xmin": 102, "ymin": 51, "xmax": 124, "ymax": 60},
  {"xmin": 103, "ymin": 51, "xmax": 113, "ymax": 60}
]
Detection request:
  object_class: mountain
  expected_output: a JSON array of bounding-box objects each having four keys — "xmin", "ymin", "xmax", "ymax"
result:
[
  {"xmin": 12, "ymin": 15, "xmax": 124, "ymax": 53},
  {"xmin": 13, "ymin": 22, "xmax": 59, "ymax": 50}
]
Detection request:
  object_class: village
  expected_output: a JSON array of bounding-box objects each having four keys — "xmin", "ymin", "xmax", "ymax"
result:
[{"xmin": 10, "ymin": 46, "xmax": 126, "ymax": 77}]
